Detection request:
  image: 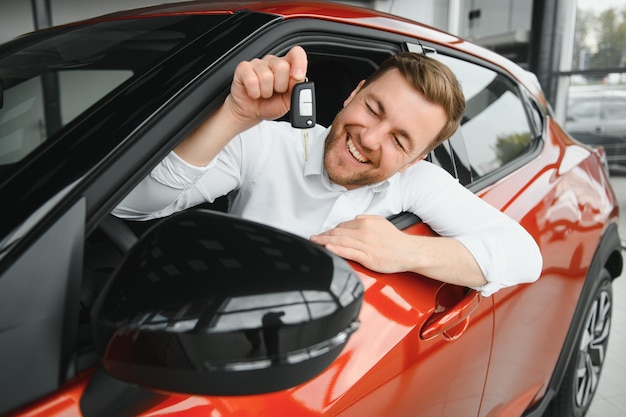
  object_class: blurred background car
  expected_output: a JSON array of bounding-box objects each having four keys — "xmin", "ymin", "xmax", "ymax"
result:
[{"xmin": 566, "ymin": 88, "xmax": 626, "ymax": 174}]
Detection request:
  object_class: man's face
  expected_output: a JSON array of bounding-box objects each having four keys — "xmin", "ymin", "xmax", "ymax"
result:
[{"xmin": 323, "ymin": 69, "xmax": 447, "ymax": 189}]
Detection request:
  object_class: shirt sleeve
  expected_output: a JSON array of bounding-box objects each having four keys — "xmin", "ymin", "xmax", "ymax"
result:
[
  {"xmin": 457, "ymin": 221, "xmax": 543, "ymax": 296},
  {"xmin": 403, "ymin": 162, "xmax": 542, "ymax": 296},
  {"xmin": 113, "ymin": 140, "xmax": 243, "ymax": 220}
]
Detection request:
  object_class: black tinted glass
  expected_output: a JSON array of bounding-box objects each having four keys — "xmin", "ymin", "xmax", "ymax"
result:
[{"xmin": 0, "ymin": 15, "xmax": 227, "ymax": 167}]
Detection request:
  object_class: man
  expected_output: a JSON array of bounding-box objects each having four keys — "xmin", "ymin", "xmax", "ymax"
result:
[{"xmin": 115, "ymin": 46, "xmax": 542, "ymax": 296}]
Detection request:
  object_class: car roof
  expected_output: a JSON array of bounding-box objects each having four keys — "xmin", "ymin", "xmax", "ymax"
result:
[{"xmin": 68, "ymin": 0, "xmax": 545, "ymax": 102}]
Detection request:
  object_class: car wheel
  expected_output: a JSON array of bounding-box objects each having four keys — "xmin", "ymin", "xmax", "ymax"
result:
[{"xmin": 545, "ymin": 268, "xmax": 613, "ymax": 417}]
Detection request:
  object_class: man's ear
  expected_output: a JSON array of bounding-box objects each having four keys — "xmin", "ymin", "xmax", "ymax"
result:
[
  {"xmin": 399, "ymin": 154, "xmax": 426, "ymax": 173},
  {"xmin": 343, "ymin": 80, "xmax": 366, "ymax": 107}
]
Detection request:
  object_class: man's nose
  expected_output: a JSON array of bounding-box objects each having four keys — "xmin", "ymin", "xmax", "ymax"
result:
[{"xmin": 360, "ymin": 122, "xmax": 387, "ymax": 150}]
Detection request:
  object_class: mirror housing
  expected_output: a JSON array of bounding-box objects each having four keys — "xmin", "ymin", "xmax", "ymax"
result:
[{"xmin": 91, "ymin": 210, "xmax": 363, "ymax": 395}]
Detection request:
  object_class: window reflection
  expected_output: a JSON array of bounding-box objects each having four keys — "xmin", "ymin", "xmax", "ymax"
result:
[{"xmin": 433, "ymin": 54, "xmax": 533, "ymax": 178}]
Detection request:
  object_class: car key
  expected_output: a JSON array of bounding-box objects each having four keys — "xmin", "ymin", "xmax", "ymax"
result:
[{"xmin": 290, "ymin": 79, "xmax": 316, "ymax": 129}]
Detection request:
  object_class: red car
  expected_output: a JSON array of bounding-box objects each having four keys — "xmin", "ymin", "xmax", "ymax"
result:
[{"xmin": 0, "ymin": 2, "xmax": 622, "ymax": 417}]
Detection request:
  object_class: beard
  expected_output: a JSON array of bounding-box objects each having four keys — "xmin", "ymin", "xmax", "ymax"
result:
[{"xmin": 323, "ymin": 121, "xmax": 386, "ymax": 188}]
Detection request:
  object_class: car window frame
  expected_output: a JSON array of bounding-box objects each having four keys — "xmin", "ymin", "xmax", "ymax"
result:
[{"xmin": 409, "ymin": 41, "xmax": 545, "ymax": 193}]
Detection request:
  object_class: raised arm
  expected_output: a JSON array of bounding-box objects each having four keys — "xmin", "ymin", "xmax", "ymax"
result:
[
  {"xmin": 114, "ymin": 46, "xmax": 309, "ymax": 219},
  {"xmin": 175, "ymin": 46, "xmax": 308, "ymax": 167}
]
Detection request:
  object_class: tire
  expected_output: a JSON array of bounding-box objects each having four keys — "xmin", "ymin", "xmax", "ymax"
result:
[{"xmin": 545, "ymin": 268, "xmax": 613, "ymax": 417}]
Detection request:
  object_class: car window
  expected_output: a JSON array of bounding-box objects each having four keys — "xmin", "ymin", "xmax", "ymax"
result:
[
  {"xmin": 603, "ymin": 98, "xmax": 626, "ymax": 119},
  {"xmin": 0, "ymin": 15, "xmax": 228, "ymax": 167},
  {"xmin": 0, "ymin": 70, "xmax": 132, "ymax": 165},
  {"xmin": 431, "ymin": 54, "xmax": 535, "ymax": 179},
  {"xmin": 569, "ymin": 99, "xmax": 601, "ymax": 120}
]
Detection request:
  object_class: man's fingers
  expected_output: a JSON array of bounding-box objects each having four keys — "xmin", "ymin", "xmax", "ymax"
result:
[
  {"xmin": 285, "ymin": 45, "xmax": 308, "ymax": 82},
  {"xmin": 234, "ymin": 60, "xmax": 262, "ymax": 99},
  {"xmin": 324, "ymin": 242, "xmax": 366, "ymax": 264},
  {"xmin": 310, "ymin": 229, "xmax": 366, "ymax": 250},
  {"xmin": 237, "ymin": 47, "xmax": 306, "ymax": 99},
  {"xmin": 229, "ymin": 46, "xmax": 308, "ymax": 122},
  {"xmin": 246, "ymin": 57, "xmax": 285, "ymax": 99},
  {"xmin": 255, "ymin": 63, "xmax": 278, "ymax": 99},
  {"xmin": 311, "ymin": 234, "xmax": 366, "ymax": 257},
  {"xmin": 266, "ymin": 56, "xmax": 291, "ymax": 94}
]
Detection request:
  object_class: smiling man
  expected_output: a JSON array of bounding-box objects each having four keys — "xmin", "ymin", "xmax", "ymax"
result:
[
  {"xmin": 115, "ymin": 46, "xmax": 542, "ymax": 296},
  {"xmin": 323, "ymin": 68, "xmax": 445, "ymax": 187}
]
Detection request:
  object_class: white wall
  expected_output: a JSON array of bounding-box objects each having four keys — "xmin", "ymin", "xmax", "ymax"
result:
[
  {"xmin": 461, "ymin": 0, "xmax": 533, "ymax": 40},
  {"xmin": 0, "ymin": 0, "xmax": 36, "ymax": 44}
]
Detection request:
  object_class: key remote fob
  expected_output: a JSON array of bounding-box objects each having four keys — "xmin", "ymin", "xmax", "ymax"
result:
[{"xmin": 290, "ymin": 80, "xmax": 316, "ymax": 128}]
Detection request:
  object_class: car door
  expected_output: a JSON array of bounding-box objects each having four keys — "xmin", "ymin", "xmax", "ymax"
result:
[
  {"xmin": 426, "ymin": 43, "xmax": 614, "ymax": 416},
  {"xmin": 599, "ymin": 97, "xmax": 626, "ymax": 163},
  {"xmin": 566, "ymin": 97, "xmax": 603, "ymax": 144},
  {"xmin": 600, "ymin": 97, "xmax": 626, "ymax": 140},
  {"xmin": 429, "ymin": 48, "xmax": 556, "ymax": 416}
]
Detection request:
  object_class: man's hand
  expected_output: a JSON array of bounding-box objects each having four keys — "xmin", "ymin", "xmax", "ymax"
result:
[
  {"xmin": 310, "ymin": 214, "xmax": 488, "ymax": 288},
  {"xmin": 227, "ymin": 46, "xmax": 308, "ymax": 129},
  {"xmin": 174, "ymin": 46, "xmax": 307, "ymax": 167},
  {"xmin": 310, "ymin": 215, "xmax": 413, "ymax": 274}
]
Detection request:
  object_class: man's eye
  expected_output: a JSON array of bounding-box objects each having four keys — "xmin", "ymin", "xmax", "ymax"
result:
[
  {"xmin": 394, "ymin": 136, "xmax": 405, "ymax": 151},
  {"xmin": 366, "ymin": 103, "xmax": 377, "ymax": 116}
]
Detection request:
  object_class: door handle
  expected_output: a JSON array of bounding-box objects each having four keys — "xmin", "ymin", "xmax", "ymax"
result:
[{"xmin": 420, "ymin": 287, "xmax": 481, "ymax": 340}]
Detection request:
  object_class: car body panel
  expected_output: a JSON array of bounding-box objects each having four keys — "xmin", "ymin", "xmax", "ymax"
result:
[
  {"xmin": 0, "ymin": 2, "xmax": 622, "ymax": 417},
  {"xmin": 12, "ymin": 267, "xmax": 494, "ymax": 417}
]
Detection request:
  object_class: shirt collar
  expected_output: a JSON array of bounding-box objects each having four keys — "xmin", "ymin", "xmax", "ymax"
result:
[{"xmin": 303, "ymin": 127, "xmax": 390, "ymax": 193}]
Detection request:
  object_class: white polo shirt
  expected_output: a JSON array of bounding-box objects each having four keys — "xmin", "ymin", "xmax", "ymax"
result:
[{"xmin": 115, "ymin": 120, "xmax": 542, "ymax": 296}]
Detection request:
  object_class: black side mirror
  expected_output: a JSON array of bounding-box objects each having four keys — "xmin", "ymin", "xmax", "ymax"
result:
[{"xmin": 91, "ymin": 209, "xmax": 363, "ymax": 396}]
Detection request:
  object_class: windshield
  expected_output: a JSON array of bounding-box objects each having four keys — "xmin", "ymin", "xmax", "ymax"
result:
[{"xmin": 0, "ymin": 15, "xmax": 228, "ymax": 167}]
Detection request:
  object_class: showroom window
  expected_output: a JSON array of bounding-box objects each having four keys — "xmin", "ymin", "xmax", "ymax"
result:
[{"xmin": 562, "ymin": 1, "xmax": 626, "ymax": 173}]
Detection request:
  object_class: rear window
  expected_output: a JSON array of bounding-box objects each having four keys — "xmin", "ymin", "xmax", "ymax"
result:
[{"xmin": 0, "ymin": 15, "xmax": 228, "ymax": 166}]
